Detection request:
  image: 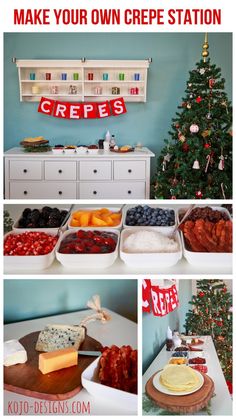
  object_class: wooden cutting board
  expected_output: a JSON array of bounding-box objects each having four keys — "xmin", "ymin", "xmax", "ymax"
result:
[
  {"xmin": 4, "ymin": 331, "xmax": 103, "ymax": 401},
  {"xmin": 146, "ymin": 371, "xmax": 214, "ymax": 414}
]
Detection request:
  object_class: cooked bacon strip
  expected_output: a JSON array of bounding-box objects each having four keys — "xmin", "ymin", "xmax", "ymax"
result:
[{"xmin": 183, "ymin": 221, "xmax": 207, "ymax": 252}]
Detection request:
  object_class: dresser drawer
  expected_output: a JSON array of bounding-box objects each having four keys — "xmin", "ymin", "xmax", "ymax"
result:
[
  {"xmin": 9, "ymin": 182, "xmax": 77, "ymax": 199},
  {"xmin": 114, "ymin": 160, "xmax": 146, "ymax": 180},
  {"xmin": 45, "ymin": 161, "xmax": 77, "ymax": 180},
  {"xmin": 79, "ymin": 160, "xmax": 112, "ymax": 181},
  {"xmin": 79, "ymin": 182, "xmax": 146, "ymax": 199},
  {"xmin": 9, "ymin": 160, "xmax": 42, "ymax": 180}
]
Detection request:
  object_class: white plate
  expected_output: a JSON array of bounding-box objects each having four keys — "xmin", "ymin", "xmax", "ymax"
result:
[
  {"xmin": 120, "ymin": 228, "xmax": 182, "ymax": 268},
  {"xmin": 81, "ymin": 357, "xmax": 137, "ymax": 413},
  {"xmin": 153, "ymin": 369, "xmax": 204, "ymax": 396}
]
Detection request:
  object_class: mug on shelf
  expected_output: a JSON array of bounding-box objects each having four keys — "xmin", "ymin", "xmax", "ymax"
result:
[
  {"xmin": 45, "ymin": 73, "xmax": 51, "ymax": 80},
  {"xmin": 73, "ymin": 73, "xmax": 79, "ymax": 80},
  {"xmin": 103, "ymin": 73, "xmax": 109, "ymax": 80},
  {"xmin": 134, "ymin": 73, "xmax": 140, "ymax": 81},
  {"xmin": 51, "ymin": 85, "xmax": 59, "ymax": 94},
  {"xmin": 119, "ymin": 73, "xmax": 125, "ymax": 81},
  {"xmin": 88, "ymin": 73, "xmax": 94, "ymax": 80},
  {"xmin": 69, "ymin": 85, "xmax": 78, "ymax": 94},
  {"xmin": 32, "ymin": 86, "xmax": 40, "ymax": 94},
  {"xmin": 130, "ymin": 87, "xmax": 139, "ymax": 95},
  {"xmin": 29, "ymin": 73, "xmax": 36, "ymax": 80},
  {"xmin": 61, "ymin": 73, "xmax": 67, "ymax": 80},
  {"xmin": 112, "ymin": 87, "xmax": 120, "ymax": 95},
  {"xmin": 94, "ymin": 87, "xmax": 103, "ymax": 95}
]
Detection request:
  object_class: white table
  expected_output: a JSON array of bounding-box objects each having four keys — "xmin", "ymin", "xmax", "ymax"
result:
[
  {"xmin": 142, "ymin": 336, "xmax": 232, "ymax": 415},
  {"xmin": 4, "ymin": 204, "xmax": 232, "ymax": 275},
  {"xmin": 4, "ymin": 308, "xmax": 137, "ymax": 415}
]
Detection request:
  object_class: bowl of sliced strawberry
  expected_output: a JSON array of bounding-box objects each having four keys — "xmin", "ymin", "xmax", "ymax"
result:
[{"xmin": 56, "ymin": 229, "xmax": 120, "ymax": 268}]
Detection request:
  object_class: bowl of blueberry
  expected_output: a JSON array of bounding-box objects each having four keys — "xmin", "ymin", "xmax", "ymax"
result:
[
  {"xmin": 13, "ymin": 206, "xmax": 69, "ymax": 232},
  {"xmin": 123, "ymin": 205, "xmax": 176, "ymax": 231}
]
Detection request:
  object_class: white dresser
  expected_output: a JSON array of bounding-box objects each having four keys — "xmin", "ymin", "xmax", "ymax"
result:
[{"xmin": 4, "ymin": 147, "xmax": 155, "ymax": 199}]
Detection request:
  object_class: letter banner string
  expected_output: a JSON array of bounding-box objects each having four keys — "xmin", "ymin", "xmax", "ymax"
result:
[
  {"xmin": 142, "ymin": 279, "xmax": 179, "ymax": 316},
  {"xmin": 38, "ymin": 97, "xmax": 127, "ymax": 119}
]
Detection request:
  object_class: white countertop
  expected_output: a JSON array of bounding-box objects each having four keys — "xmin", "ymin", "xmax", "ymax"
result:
[
  {"xmin": 4, "ymin": 147, "xmax": 155, "ymax": 159},
  {"xmin": 142, "ymin": 336, "xmax": 232, "ymax": 416},
  {"xmin": 4, "ymin": 308, "xmax": 137, "ymax": 415},
  {"xmin": 4, "ymin": 204, "xmax": 232, "ymax": 276}
]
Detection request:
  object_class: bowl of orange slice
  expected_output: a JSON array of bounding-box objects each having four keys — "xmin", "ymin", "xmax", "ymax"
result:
[{"xmin": 68, "ymin": 207, "xmax": 123, "ymax": 229}]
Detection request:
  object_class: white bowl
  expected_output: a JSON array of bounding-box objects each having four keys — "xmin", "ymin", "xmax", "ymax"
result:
[
  {"xmin": 56, "ymin": 228, "xmax": 120, "ymax": 268},
  {"xmin": 178, "ymin": 206, "xmax": 232, "ymax": 267},
  {"xmin": 64, "ymin": 148, "xmax": 76, "ymax": 154},
  {"xmin": 120, "ymin": 228, "xmax": 182, "ymax": 268},
  {"xmin": 68, "ymin": 207, "xmax": 123, "ymax": 230},
  {"xmin": 13, "ymin": 207, "xmax": 69, "ymax": 232},
  {"xmin": 81, "ymin": 357, "xmax": 137, "ymax": 413},
  {"xmin": 52, "ymin": 148, "xmax": 64, "ymax": 154},
  {"xmin": 76, "ymin": 146, "xmax": 88, "ymax": 154},
  {"xmin": 123, "ymin": 204, "xmax": 176, "ymax": 233},
  {"xmin": 4, "ymin": 229, "xmax": 59, "ymax": 271},
  {"xmin": 87, "ymin": 148, "xmax": 99, "ymax": 154}
]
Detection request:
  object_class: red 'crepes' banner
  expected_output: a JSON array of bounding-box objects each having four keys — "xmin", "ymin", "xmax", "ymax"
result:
[
  {"xmin": 38, "ymin": 97, "xmax": 127, "ymax": 119},
  {"xmin": 142, "ymin": 280, "xmax": 179, "ymax": 316}
]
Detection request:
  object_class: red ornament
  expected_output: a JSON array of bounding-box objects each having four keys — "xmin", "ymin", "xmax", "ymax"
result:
[
  {"xmin": 196, "ymin": 190, "xmax": 203, "ymax": 199},
  {"xmin": 182, "ymin": 143, "xmax": 190, "ymax": 152},
  {"xmin": 209, "ymin": 78, "xmax": 216, "ymax": 89},
  {"xmin": 171, "ymin": 196, "xmax": 177, "ymax": 200},
  {"xmin": 196, "ymin": 96, "xmax": 202, "ymax": 103},
  {"xmin": 199, "ymin": 291, "xmax": 205, "ymax": 298},
  {"xmin": 223, "ymin": 287, "xmax": 227, "ymax": 293},
  {"xmin": 175, "ymin": 123, "xmax": 180, "ymax": 129},
  {"xmin": 226, "ymin": 380, "xmax": 233, "ymax": 395},
  {"xmin": 204, "ymin": 143, "xmax": 211, "ymax": 149},
  {"xmin": 182, "ymin": 102, "xmax": 187, "ymax": 108}
]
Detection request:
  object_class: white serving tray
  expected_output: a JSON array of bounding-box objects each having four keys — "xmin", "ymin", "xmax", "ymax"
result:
[
  {"xmin": 178, "ymin": 206, "xmax": 232, "ymax": 267},
  {"xmin": 81, "ymin": 357, "xmax": 137, "ymax": 413},
  {"xmin": 56, "ymin": 228, "xmax": 120, "ymax": 268},
  {"xmin": 123, "ymin": 204, "xmax": 176, "ymax": 233},
  {"xmin": 120, "ymin": 228, "xmax": 182, "ymax": 268},
  {"xmin": 4, "ymin": 229, "xmax": 59, "ymax": 271},
  {"xmin": 13, "ymin": 207, "xmax": 69, "ymax": 232},
  {"xmin": 68, "ymin": 207, "xmax": 123, "ymax": 230}
]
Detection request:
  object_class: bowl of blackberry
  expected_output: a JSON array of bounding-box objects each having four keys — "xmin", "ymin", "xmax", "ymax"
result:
[
  {"xmin": 123, "ymin": 205, "xmax": 176, "ymax": 232},
  {"xmin": 13, "ymin": 206, "xmax": 69, "ymax": 232}
]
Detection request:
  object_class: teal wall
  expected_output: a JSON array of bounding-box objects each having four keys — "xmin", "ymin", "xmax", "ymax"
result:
[
  {"xmin": 142, "ymin": 280, "xmax": 192, "ymax": 372},
  {"xmin": 4, "ymin": 33, "xmax": 232, "ymax": 174},
  {"xmin": 4, "ymin": 279, "xmax": 137, "ymax": 324}
]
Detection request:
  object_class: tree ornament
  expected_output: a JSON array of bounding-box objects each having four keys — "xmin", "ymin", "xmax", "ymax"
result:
[
  {"xmin": 190, "ymin": 124, "xmax": 199, "ymax": 133},
  {"xmin": 171, "ymin": 196, "xmax": 177, "ymax": 200},
  {"xmin": 209, "ymin": 78, "xmax": 216, "ymax": 88},
  {"xmin": 204, "ymin": 143, "xmax": 211, "ymax": 149},
  {"xmin": 196, "ymin": 96, "xmax": 202, "ymax": 103},
  {"xmin": 199, "ymin": 68, "xmax": 206, "ymax": 75},
  {"xmin": 188, "ymin": 83, "xmax": 192, "ymax": 87},
  {"xmin": 218, "ymin": 154, "xmax": 225, "ymax": 170},
  {"xmin": 221, "ymin": 183, "xmax": 226, "ymax": 199},
  {"xmin": 192, "ymin": 159, "xmax": 200, "ymax": 169},
  {"xmin": 199, "ymin": 291, "xmax": 205, "ymax": 298},
  {"xmin": 206, "ymin": 112, "xmax": 212, "ymax": 120},
  {"xmin": 179, "ymin": 135, "xmax": 186, "ymax": 143},
  {"xmin": 182, "ymin": 102, "xmax": 187, "ymax": 108},
  {"xmin": 205, "ymin": 154, "xmax": 211, "ymax": 173},
  {"xmin": 186, "ymin": 103, "xmax": 192, "ymax": 109},
  {"xmin": 175, "ymin": 123, "xmax": 180, "ymax": 129},
  {"xmin": 201, "ymin": 129, "xmax": 211, "ymax": 138},
  {"xmin": 182, "ymin": 143, "xmax": 190, "ymax": 152},
  {"xmin": 171, "ymin": 177, "xmax": 178, "ymax": 186},
  {"xmin": 189, "ymin": 93, "xmax": 194, "ymax": 99},
  {"xmin": 195, "ymin": 190, "xmax": 203, "ymax": 198}
]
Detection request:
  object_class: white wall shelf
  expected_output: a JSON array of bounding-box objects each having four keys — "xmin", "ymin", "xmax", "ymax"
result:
[{"xmin": 15, "ymin": 59, "xmax": 150, "ymax": 102}]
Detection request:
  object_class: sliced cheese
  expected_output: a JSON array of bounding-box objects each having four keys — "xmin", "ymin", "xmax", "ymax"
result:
[
  {"xmin": 4, "ymin": 339, "xmax": 27, "ymax": 367},
  {"xmin": 35, "ymin": 324, "xmax": 85, "ymax": 352},
  {"xmin": 39, "ymin": 347, "xmax": 78, "ymax": 374}
]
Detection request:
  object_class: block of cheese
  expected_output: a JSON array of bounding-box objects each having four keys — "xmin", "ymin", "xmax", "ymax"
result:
[
  {"xmin": 39, "ymin": 347, "xmax": 78, "ymax": 374},
  {"xmin": 4, "ymin": 339, "xmax": 27, "ymax": 367},
  {"xmin": 35, "ymin": 324, "xmax": 85, "ymax": 352}
]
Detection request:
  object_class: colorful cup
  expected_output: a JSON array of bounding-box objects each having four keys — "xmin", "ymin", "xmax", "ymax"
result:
[
  {"xmin": 119, "ymin": 73, "xmax": 125, "ymax": 81},
  {"xmin": 61, "ymin": 73, "xmax": 67, "ymax": 80},
  {"xmin": 73, "ymin": 73, "xmax": 79, "ymax": 80},
  {"xmin": 88, "ymin": 73, "xmax": 94, "ymax": 80},
  {"xmin": 32, "ymin": 86, "xmax": 40, "ymax": 94},
  {"xmin": 112, "ymin": 87, "xmax": 120, "ymax": 95},
  {"xmin": 94, "ymin": 87, "xmax": 103, "ymax": 95},
  {"xmin": 51, "ymin": 85, "xmax": 59, "ymax": 94},
  {"xmin": 134, "ymin": 73, "xmax": 140, "ymax": 81},
  {"xmin": 130, "ymin": 87, "xmax": 139, "ymax": 95},
  {"xmin": 46, "ymin": 73, "xmax": 51, "ymax": 80},
  {"xmin": 30, "ymin": 73, "xmax": 35, "ymax": 80},
  {"xmin": 103, "ymin": 73, "xmax": 109, "ymax": 80}
]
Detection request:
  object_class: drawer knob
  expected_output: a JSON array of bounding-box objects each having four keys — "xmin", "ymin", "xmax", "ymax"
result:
[
  {"xmin": 128, "ymin": 190, "xmax": 132, "ymax": 194},
  {"xmin": 128, "ymin": 169, "xmax": 132, "ymax": 173},
  {"xmin": 58, "ymin": 191, "xmax": 62, "ymax": 195},
  {"xmin": 23, "ymin": 169, "xmax": 28, "ymax": 173},
  {"xmin": 58, "ymin": 169, "xmax": 62, "ymax": 173},
  {"xmin": 23, "ymin": 190, "xmax": 28, "ymax": 195},
  {"xmin": 93, "ymin": 191, "xmax": 97, "ymax": 195},
  {"xmin": 93, "ymin": 169, "xmax": 97, "ymax": 173}
]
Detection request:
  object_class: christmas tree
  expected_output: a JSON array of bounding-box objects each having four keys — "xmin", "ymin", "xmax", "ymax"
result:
[
  {"xmin": 184, "ymin": 280, "xmax": 232, "ymax": 393},
  {"xmin": 152, "ymin": 34, "xmax": 232, "ymax": 199}
]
